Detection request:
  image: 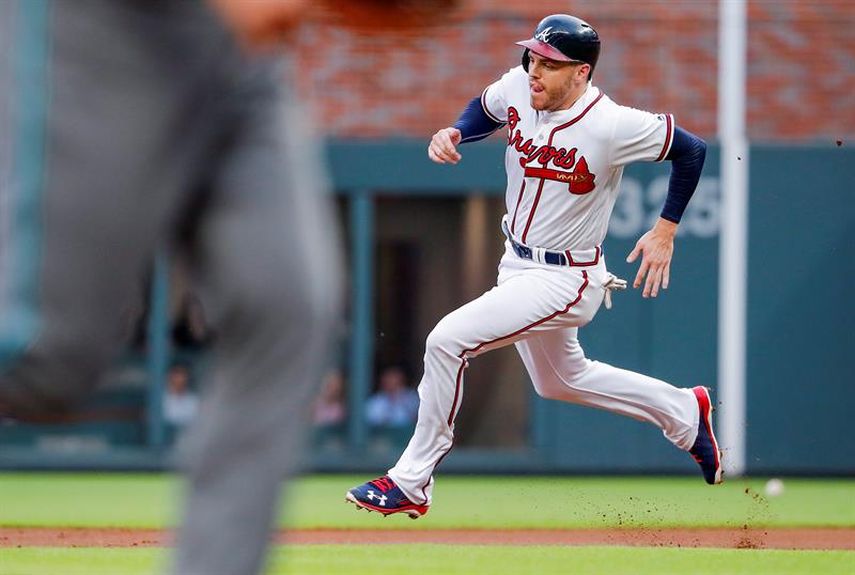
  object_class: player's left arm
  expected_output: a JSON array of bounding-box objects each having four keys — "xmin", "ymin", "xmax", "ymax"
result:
[{"xmin": 626, "ymin": 126, "xmax": 707, "ymax": 297}]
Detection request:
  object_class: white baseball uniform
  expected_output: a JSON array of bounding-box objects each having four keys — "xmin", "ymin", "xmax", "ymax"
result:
[{"xmin": 388, "ymin": 66, "xmax": 699, "ymax": 506}]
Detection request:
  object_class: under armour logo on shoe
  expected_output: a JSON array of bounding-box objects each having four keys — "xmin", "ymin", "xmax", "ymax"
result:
[{"xmin": 366, "ymin": 490, "xmax": 387, "ymax": 506}]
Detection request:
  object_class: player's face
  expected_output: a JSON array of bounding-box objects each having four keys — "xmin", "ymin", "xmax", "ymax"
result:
[{"xmin": 527, "ymin": 52, "xmax": 589, "ymax": 112}]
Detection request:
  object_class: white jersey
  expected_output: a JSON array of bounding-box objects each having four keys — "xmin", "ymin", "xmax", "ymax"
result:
[{"xmin": 482, "ymin": 66, "xmax": 675, "ymax": 251}]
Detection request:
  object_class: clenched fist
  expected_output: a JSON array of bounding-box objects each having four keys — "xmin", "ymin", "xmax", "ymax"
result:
[{"xmin": 428, "ymin": 127, "xmax": 463, "ymax": 164}]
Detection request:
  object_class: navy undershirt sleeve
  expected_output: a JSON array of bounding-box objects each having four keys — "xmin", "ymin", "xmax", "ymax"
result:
[
  {"xmin": 453, "ymin": 96, "xmax": 505, "ymax": 143},
  {"xmin": 660, "ymin": 126, "xmax": 707, "ymax": 224}
]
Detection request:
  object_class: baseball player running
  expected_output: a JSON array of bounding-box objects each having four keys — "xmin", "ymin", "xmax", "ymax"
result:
[{"xmin": 346, "ymin": 14, "xmax": 721, "ymax": 518}]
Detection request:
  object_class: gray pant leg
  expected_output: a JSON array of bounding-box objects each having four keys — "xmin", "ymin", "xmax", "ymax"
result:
[
  {"xmin": 171, "ymin": 75, "xmax": 341, "ymax": 575},
  {"xmin": 0, "ymin": 0, "xmax": 229, "ymax": 412}
]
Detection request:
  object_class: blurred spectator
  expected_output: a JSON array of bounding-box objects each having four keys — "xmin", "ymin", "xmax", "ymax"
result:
[
  {"xmin": 313, "ymin": 369, "xmax": 347, "ymax": 427},
  {"xmin": 172, "ymin": 293, "xmax": 213, "ymax": 351},
  {"xmin": 366, "ymin": 366, "xmax": 419, "ymax": 428},
  {"xmin": 163, "ymin": 364, "xmax": 199, "ymax": 429}
]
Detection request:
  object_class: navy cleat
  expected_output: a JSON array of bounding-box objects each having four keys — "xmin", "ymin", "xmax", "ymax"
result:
[
  {"xmin": 690, "ymin": 386, "xmax": 724, "ymax": 485},
  {"xmin": 345, "ymin": 475, "xmax": 429, "ymax": 519}
]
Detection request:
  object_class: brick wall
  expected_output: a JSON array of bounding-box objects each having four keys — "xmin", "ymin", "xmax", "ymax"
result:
[{"xmin": 295, "ymin": 1, "xmax": 854, "ymax": 142}]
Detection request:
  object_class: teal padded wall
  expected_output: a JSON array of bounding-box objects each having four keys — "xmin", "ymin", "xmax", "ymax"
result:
[
  {"xmin": 328, "ymin": 140, "xmax": 854, "ymax": 474},
  {"xmin": 745, "ymin": 146, "xmax": 855, "ymax": 473}
]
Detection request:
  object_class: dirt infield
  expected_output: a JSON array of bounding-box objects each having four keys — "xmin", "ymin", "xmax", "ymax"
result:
[{"xmin": 2, "ymin": 527, "xmax": 853, "ymax": 550}]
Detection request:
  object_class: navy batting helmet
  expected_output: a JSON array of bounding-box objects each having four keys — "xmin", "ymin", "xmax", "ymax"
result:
[{"xmin": 517, "ymin": 15, "xmax": 601, "ymax": 78}]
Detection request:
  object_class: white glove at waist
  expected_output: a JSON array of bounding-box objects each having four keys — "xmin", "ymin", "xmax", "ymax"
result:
[{"xmin": 603, "ymin": 273, "xmax": 628, "ymax": 310}]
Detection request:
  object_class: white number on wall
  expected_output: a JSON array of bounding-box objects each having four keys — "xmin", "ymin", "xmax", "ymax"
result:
[{"xmin": 609, "ymin": 176, "xmax": 720, "ymax": 239}]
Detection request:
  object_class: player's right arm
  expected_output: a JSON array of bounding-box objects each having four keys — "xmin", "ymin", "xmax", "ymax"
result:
[
  {"xmin": 427, "ymin": 98, "xmax": 500, "ymax": 165},
  {"xmin": 428, "ymin": 67, "xmax": 521, "ymax": 165}
]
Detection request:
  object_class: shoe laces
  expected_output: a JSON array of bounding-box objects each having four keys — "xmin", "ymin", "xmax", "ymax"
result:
[{"xmin": 369, "ymin": 476, "xmax": 396, "ymax": 493}]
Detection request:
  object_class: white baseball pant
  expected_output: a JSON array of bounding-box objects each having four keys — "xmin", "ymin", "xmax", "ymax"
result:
[{"xmin": 388, "ymin": 243, "xmax": 700, "ymax": 505}]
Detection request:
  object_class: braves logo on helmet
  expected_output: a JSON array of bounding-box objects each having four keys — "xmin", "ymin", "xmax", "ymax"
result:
[{"xmin": 534, "ymin": 27, "xmax": 554, "ymax": 42}]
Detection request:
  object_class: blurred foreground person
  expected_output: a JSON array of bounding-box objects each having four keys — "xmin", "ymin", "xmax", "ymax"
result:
[{"xmin": 0, "ymin": 0, "xmax": 340, "ymax": 573}]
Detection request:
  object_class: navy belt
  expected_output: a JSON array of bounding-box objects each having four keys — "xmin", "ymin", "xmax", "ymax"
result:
[{"xmin": 502, "ymin": 221, "xmax": 601, "ymax": 268}]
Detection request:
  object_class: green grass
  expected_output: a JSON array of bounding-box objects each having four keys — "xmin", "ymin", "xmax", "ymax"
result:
[
  {"xmin": 0, "ymin": 473, "xmax": 853, "ymax": 529},
  {"xmin": 2, "ymin": 546, "xmax": 853, "ymax": 575},
  {"xmin": 288, "ymin": 476, "xmax": 855, "ymax": 530},
  {"xmin": 0, "ymin": 473, "xmax": 176, "ymax": 528},
  {"xmin": 1, "ymin": 474, "xmax": 852, "ymax": 575}
]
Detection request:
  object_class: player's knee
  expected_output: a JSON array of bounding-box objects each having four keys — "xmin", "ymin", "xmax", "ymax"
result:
[
  {"xmin": 562, "ymin": 347, "xmax": 590, "ymax": 380},
  {"xmin": 530, "ymin": 358, "xmax": 593, "ymax": 401},
  {"xmin": 533, "ymin": 383, "xmax": 563, "ymax": 400},
  {"xmin": 424, "ymin": 322, "xmax": 461, "ymax": 359},
  {"xmin": 532, "ymin": 373, "xmax": 583, "ymax": 400}
]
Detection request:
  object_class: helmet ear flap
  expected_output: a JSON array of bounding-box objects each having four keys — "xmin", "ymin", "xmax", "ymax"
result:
[{"xmin": 521, "ymin": 48, "xmax": 530, "ymax": 72}]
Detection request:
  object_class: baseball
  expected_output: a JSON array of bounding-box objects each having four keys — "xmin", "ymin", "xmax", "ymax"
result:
[{"xmin": 764, "ymin": 478, "xmax": 785, "ymax": 497}]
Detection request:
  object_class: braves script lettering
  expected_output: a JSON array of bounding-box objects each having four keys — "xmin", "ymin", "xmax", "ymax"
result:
[{"xmin": 506, "ymin": 106, "xmax": 595, "ymax": 194}]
